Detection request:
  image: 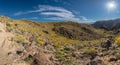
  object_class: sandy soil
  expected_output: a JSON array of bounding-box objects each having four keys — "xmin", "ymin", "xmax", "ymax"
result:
[{"xmin": 0, "ymin": 22, "xmax": 28, "ymax": 65}]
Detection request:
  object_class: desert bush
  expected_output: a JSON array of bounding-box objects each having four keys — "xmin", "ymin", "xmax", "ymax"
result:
[
  {"xmin": 84, "ymin": 48, "xmax": 96, "ymax": 56},
  {"xmin": 63, "ymin": 60, "xmax": 73, "ymax": 65},
  {"xmin": 115, "ymin": 37, "xmax": 120, "ymax": 46},
  {"xmin": 14, "ymin": 23, "xmax": 18, "ymax": 26},
  {"xmin": 55, "ymin": 50, "xmax": 65, "ymax": 62},
  {"xmin": 15, "ymin": 35, "xmax": 28, "ymax": 44},
  {"xmin": 24, "ymin": 55, "xmax": 33, "ymax": 62},
  {"xmin": 36, "ymin": 39, "xmax": 44, "ymax": 45},
  {"xmin": 74, "ymin": 43, "xmax": 85, "ymax": 50},
  {"xmin": 115, "ymin": 53, "xmax": 120, "ymax": 60},
  {"xmin": 112, "ymin": 50, "xmax": 120, "ymax": 60},
  {"xmin": 53, "ymin": 42, "xmax": 60, "ymax": 48},
  {"xmin": 6, "ymin": 22, "xmax": 11, "ymax": 27},
  {"xmin": 112, "ymin": 50, "xmax": 120, "ymax": 55},
  {"xmin": 64, "ymin": 47, "xmax": 74, "ymax": 53}
]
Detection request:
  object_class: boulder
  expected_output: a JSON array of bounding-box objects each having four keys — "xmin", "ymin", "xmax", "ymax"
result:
[{"xmin": 31, "ymin": 51, "xmax": 53, "ymax": 65}]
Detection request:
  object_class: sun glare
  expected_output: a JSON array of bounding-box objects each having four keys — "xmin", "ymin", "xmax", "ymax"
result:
[{"xmin": 106, "ymin": 1, "xmax": 117, "ymax": 11}]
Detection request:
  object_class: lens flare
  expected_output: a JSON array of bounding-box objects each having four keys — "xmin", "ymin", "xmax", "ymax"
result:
[{"xmin": 106, "ymin": 1, "xmax": 117, "ymax": 11}]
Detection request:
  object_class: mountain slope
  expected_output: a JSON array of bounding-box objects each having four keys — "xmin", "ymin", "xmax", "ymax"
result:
[
  {"xmin": 52, "ymin": 22, "xmax": 105, "ymax": 40},
  {"xmin": 92, "ymin": 19, "xmax": 120, "ymax": 30},
  {"xmin": 1, "ymin": 16, "xmax": 120, "ymax": 65}
]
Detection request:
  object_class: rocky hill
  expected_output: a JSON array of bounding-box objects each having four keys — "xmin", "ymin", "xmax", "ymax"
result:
[
  {"xmin": 0, "ymin": 16, "xmax": 120, "ymax": 65},
  {"xmin": 92, "ymin": 19, "xmax": 120, "ymax": 30}
]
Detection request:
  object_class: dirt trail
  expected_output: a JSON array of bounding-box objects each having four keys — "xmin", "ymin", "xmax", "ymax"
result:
[{"xmin": 0, "ymin": 22, "xmax": 27, "ymax": 65}]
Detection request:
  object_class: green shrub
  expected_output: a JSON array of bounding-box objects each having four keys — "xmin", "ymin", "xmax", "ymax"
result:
[
  {"xmin": 84, "ymin": 48, "xmax": 96, "ymax": 56},
  {"xmin": 115, "ymin": 53, "xmax": 120, "ymax": 60},
  {"xmin": 24, "ymin": 55, "xmax": 33, "ymax": 62},
  {"xmin": 63, "ymin": 60, "xmax": 73, "ymax": 65},
  {"xmin": 15, "ymin": 35, "xmax": 28, "ymax": 44},
  {"xmin": 6, "ymin": 23, "xmax": 11, "ymax": 27}
]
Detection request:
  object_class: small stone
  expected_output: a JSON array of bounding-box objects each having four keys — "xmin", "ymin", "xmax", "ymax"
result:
[{"xmin": 109, "ymin": 57, "xmax": 118, "ymax": 62}]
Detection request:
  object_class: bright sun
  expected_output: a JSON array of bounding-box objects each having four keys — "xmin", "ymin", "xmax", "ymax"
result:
[{"xmin": 106, "ymin": 1, "xmax": 117, "ymax": 11}]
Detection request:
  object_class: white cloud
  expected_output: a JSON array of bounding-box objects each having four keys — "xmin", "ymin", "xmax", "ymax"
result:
[
  {"xmin": 14, "ymin": 5, "xmax": 72, "ymax": 15},
  {"xmin": 14, "ymin": 5, "xmax": 80, "ymax": 22},
  {"xmin": 37, "ymin": 5, "xmax": 72, "ymax": 14},
  {"xmin": 14, "ymin": 11, "xmax": 34, "ymax": 16},
  {"xmin": 79, "ymin": 16, "xmax": 94, "ymax": 23},
  {"xmin": 44, "ymin": 17, "xmax": 80, "ymax": 22},
  {"xmin": 14, "ymin": 12, "xmax": 22, "ymax": 16},
  {"xmin": 41, "ymin": 12, "xmax": 74, "ymax": 18},
  {"xmin": 80, "ymin": 16, "xmax": 88, "ymax": 21}
]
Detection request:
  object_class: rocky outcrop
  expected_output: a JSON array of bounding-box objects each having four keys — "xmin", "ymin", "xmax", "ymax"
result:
[
  {"xmin": 19, "ymin": 38, "xmax": 53, "ymax": 65},
  {"xmin": 31, "ymin": 51, "xmax": 53, "ymax": 65}
]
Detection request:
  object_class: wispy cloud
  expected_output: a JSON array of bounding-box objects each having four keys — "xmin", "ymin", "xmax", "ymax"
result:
[
  {"xmin": 21, "ymin": 17, "xmax": 38, "ymax": 20},
  {"xmin": 14, "ymin": 5, "xmax": 72, "ymax": 15},
  {"xmin": 80, "ymin": 16, "xmax": 88, "ymax": 21},
  {"xmin": 41, "ymin": 12, "xmax": 74, "ymax": 18},
  {"xmin": 44, "ymin": 17, "xmax": 80, "ymax": 22},
  {"xmin": 14, "ymin": 5, "xmax": 80, "ymax": 22},
  {"xmin": 79, "ymin": 16, "xmax": 94, "ymax": 23}
]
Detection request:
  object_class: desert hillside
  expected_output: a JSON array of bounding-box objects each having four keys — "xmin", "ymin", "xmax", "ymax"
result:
[
  {"xmin": 0, "ymin": 16, "xmax": 120, "ymax": 65},
  {"xmin": 92, "ymin": 19, "xmax": 120, "ymax": 30}
]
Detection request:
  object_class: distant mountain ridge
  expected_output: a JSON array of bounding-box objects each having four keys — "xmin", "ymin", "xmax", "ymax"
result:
[{"xmin": 92, "ymin": 19, "xmax": 120, "ymax": 30}]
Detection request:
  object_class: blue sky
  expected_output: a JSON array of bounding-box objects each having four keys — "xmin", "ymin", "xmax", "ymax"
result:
[{"xmin": 0, "ymin": 0, "xmax": 120, "ymax": 23}]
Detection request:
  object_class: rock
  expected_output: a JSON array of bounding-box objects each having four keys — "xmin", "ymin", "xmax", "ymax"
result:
[
  {"xmin": 8, "ymin": 52, "xmax": 12, "ymax": 55},
  {"xmin": 101, "ymin": 39, "xmax": 112, "ymax": 50},
  {"xmin": 31, "ymin": 51, "xmax": 53, "ymax": 65},
  {"xmin": 16, "ymin": 51, "xmax": 23, "ymax": 55},
  {"xmin": 87, "ymin": 60, "xmax": 104, "ymax": 65},
  {"xmin": 109, "ymin": 57, "xmax": 118, "ymax": 62},
  {"xmin": 43, "ymin": 30, "xmax": 49, "ymax": 34}
]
